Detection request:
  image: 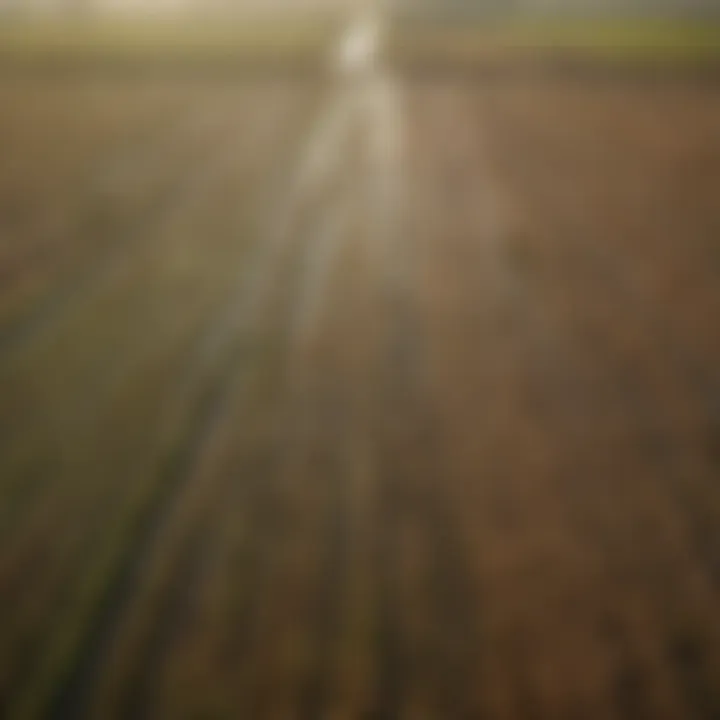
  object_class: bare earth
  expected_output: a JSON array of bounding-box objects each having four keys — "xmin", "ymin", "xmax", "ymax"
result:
[{"xmin": 0, "ymin": 31, "xmax": 720, "ymax": 720}]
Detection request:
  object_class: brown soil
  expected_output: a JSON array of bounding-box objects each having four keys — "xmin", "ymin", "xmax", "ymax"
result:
[{"xmin": 0, "ymin": 62, "xmax": 719, "ymax": 719}]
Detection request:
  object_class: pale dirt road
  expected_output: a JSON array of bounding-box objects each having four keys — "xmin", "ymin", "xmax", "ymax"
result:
[{"xmin": 0, "ymin": 14, "xmax": 720, "ymax": 720}]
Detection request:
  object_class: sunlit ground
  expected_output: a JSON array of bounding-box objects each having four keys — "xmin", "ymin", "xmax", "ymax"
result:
[{"xmin": 1, "ymin": 5, "xmax": 720, "ymax": 719}]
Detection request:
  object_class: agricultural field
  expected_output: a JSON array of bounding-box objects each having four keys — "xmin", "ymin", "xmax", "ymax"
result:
[{"xmin": 1, "ymin": 13, "xmax": 720, "ymax": 720}]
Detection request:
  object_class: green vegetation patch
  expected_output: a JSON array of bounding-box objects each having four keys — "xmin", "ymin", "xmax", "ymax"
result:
[
  {"xmin": 0, "ymin": 16, "xmax": 339, "ymax": 69},
  {"xmin": 390, "ymin": 20, "xmax": 720, "ymax": 65}
]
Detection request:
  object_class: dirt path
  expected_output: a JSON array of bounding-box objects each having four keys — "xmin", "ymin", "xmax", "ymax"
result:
[{"xmin": 27, "ymin": 12, "xmax": 405, "ymax": 720}]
